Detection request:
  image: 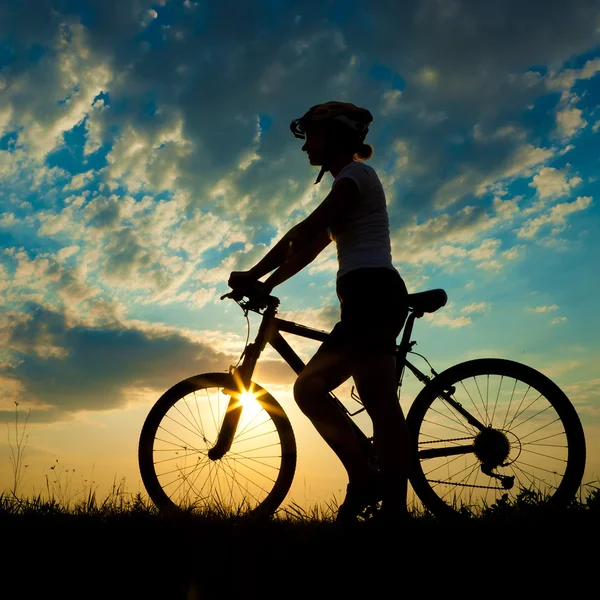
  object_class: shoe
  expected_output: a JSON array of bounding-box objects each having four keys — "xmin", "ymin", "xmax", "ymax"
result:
[{"xmin": 336, "ymin": 474, "xmax": 383, "ymax": 523}]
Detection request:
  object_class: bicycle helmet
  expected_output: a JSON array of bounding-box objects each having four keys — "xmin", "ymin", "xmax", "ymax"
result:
[{"xmin": 290, "ymin": 101, "xmax": 373, "ymax": 183}]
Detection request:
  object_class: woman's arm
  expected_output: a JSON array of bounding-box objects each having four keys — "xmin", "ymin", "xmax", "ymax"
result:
[
  {"xmin": 230, "ymin": 177, "xmax": 357, "ymax": 289},
  {"xmin": 247, "ymin": 225, "xmax": 305, "ymax": 279},
  {"xmin": 249, "ymin": 177, "xmax": 359, "ymax": 279},
  {"xmin": 264, "ymin": 229, "xmax": 331, "ymax": 290}
]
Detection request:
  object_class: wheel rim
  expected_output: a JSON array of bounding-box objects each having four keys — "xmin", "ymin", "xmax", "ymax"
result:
[
  {"xmin": 147, "ymin": 383, "xmax": 288, "ymax": 515},
  {"xmin": 413, "ymin": 367, "xmax": 579, "ymax": 515}
]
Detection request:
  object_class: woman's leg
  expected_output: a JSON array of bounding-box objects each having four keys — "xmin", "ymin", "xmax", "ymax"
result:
[
  {"xmin": 352, "ymin": 353, "xmax": 411, "ymax": 519},
  {"xmin": 293, "ymin": 348, "xmax": 373, "ymax": 483}
]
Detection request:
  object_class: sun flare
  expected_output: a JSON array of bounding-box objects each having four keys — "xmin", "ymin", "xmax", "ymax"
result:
[{"xmin": 239, "ymin": 390, "xmax": 257, "ymax": 407}]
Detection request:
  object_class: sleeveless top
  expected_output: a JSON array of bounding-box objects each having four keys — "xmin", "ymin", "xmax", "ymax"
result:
[{"xmin": 327, "ymin": 162, "xmax": 396, "ymax": 280}]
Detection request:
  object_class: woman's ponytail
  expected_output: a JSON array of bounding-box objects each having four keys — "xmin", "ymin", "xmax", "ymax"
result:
[{"xmin": 354, "ymin": 142, "xmax": 374, "ymax": 161}]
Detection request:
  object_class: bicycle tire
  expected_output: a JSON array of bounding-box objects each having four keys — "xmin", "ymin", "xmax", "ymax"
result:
[
  {"xmin": 407, "ymin": 358, "xmax": 586, "ymax": 518},
  {"xmin": 139, "ymin": 372, "xmax": 297, "ymax": 516}
]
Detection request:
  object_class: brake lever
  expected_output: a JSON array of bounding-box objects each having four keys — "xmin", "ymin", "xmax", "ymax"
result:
[{"xmin": 220, "ymin": 290, "xmax": 244, "ymax": 302}]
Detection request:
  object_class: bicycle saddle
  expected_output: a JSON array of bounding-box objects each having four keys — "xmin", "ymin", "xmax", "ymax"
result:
[{"xmin": 408, "ymin": 289, "xmax": 448, "ymax": 314}]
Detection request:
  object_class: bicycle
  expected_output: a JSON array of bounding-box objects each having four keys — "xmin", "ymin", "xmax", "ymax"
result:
[{"xmin": 138, "ymin": 284, "xmax": 586, "ymax": 519}]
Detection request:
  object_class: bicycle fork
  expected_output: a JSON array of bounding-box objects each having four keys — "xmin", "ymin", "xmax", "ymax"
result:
[
  {"xmin": 207, "ymin": 360, "xmax": 257, "ymax": 460},
  {"xmin": 207, "ymin": 306, "xmax": 276, "ymax": 460}
]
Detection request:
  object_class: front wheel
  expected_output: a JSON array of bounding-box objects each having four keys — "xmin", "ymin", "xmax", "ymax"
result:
[
  {"xmin": 407, "ymin": 359, "xmax": 586, "ymax": 518},
  {"xmin": 139, "ymin": 372, "xmax": 297, "ymax": 516}
]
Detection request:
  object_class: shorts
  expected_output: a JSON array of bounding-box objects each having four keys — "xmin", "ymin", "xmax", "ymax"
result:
[{"xmin": 319, "ymin": 267, "xmax": 409, "ymax": 356}]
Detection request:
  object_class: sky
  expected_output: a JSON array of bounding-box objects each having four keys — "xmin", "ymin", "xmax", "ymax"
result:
[{"xmin": 1, "ymin": 0, "xmax": 599, "ymax": 510}]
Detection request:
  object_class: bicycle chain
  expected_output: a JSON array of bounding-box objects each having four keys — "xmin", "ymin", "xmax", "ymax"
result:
[
  {"xmin": 418, "ymin": 436, "xmax": 474, "ymax": 445},
  {"xmin": 419, "ymin": 436, "xmax": 504, "ymax": 490},
  {"xmin": 426, "ymin": 479, "xmax": 503, "ymax": 490}
]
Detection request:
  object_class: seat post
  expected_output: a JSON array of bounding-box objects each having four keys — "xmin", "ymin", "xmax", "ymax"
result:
[{"xmin": 397, "ymin": 311, "xmax": 417, "ymax": 358}]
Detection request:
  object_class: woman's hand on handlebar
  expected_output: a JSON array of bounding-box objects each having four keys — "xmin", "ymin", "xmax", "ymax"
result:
[
  {"xmin": 227, "ymin": 270, "xmax": 256, "ymax": 290},
  {"xmin": 226, "ymin": 271, "xmax": 273, "ymax": 307}
]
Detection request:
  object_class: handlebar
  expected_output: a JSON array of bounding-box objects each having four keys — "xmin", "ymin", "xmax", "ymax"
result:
[{"xmin": 220, "ymin": 281, "xmax": 279, "ymax": 313}]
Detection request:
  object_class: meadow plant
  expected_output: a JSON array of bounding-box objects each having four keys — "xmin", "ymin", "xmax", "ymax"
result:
[{"xmin": 6, "ymin": 401, "xmax": 30, "ymax": 498}]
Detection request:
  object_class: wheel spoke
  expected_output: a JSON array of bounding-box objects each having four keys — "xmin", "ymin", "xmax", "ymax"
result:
[
  {"xmin": 140, "ymin": 377, "xmax": 294, "ymax": 516},
  {"xmin": 517, "ymin": 416, "xmax": 562, "ymax": 442},
  {"xmin": 164, "ymin": 411, "xmax": 207, "ymax": 442},
  {"xmin": 501, "ymin": 378, "xmax": 519, "ymax": 430},
  {"xmin": 157, "ymin": 425, "xmax": 202, "ymax": 452},
  {"xmin": 508, "ymin": 399, "xmax": 550, "ymax": 432},
  {"xmin": 409, "ymin": 362, "xmax": 584, "ymax": 517},
  {"xmin": 504, "ymin": 386, "xmax": 536, "ymax": 431},
  {"xmin": 423, "ymin": 453, "xmax": 469, "ymax": 477},
  {"xmin": 426, "ymin": 403, "xmax": 479, "ymax": 436},
  {"xmin": 490, "ymin": 375, "xmax": 503, "ymax": 426},
  {"xmin": 232, "ymin": 429, "xmax": 279, "ymax": 446},
  {"xmin": 519, "ymin": 447, "xmax": 567, "ymax": 463},
  {"xmin": 226, "ymin": 451, "xmax": 282, "ymax": 472},
  {"xmin": 153, "ymin": 450, "xmax": 204, "ymax": 466},
  {"xmin": 459, "ymin": 378, "xmax": 487, "ymax": 428},
  {"xmin": 422, "ymin": 418, "xmax": 476, "ymax": 437}
]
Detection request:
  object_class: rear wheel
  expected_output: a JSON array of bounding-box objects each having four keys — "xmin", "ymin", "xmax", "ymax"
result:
[
  {"xmin": 407, "ymin": 359, "xmax": 586, "ymax": 518},
  {"xmin": 139, "ymin": 372, "xmax": 297, "ymax": 516}
]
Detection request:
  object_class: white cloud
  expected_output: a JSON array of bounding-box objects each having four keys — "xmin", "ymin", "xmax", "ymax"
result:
[
  {"xmin": 63, "ymin": 169, "xmax": 96, "ymax": 192},
  {"xmin": 546, "ymin": 58, "xmax": 600, "ymax": 93},
  {"xmin": 529, "ymin": 305, "xmax": 559, "ymax": 313},
  {"xmin": 461, "ymin": 302, "xmax": 491, "ymax": 315},
  {"xmin": 0, "ymin": 104, "xmax": 13, "ymax": 137},
  {"xmin": 556, "ymin": 107, "xmax": 587, "ymax": 138},
  {"xmin": 141, "ymin": 9, "xmax": 158, "ymax": 27},
  {"xmin": 551, "ymin": 316, "xmax": 568, "ymax": 325},
  {"xmin": 501, "ymin": 244, "xmax": 525, "ymax": 261},
  {"xmin": 529, "ymin": 167, "xmax": 582, "ymax": 199},
  {"xmin": 106, "ymin": 116, "xmax": 193, "ymax": 192},
  {"xmin": 380, "ymin": 90, "xmax": 402, "ymax": 115},
  {"xmin": 57, "ymin": 246, "xmax": 80, "ymax": 261},
  {"xmin": 435, "ymin": 144, "xmax": 554, "ymax": 209},
  {"xmin": 1, "ymin": 23, "xmax": 112, "ymax": 160},
  {"xmin": 518, "ymin": 196, "xmax": 593, "ymax": 239},
  {"xmin": 427, "ymin": 313, "xmax": 471, "ymax": 328},
  {"xmin": 187, "ymin": 287, "xmax": 216, "ymax": 308}
]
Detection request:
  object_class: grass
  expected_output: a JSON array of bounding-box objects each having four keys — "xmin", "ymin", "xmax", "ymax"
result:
[
  {"xmin": 1, "ymin": 484, "xmax": 598, "ymax": 599},
  {"xmin": 2, "ymin": 402, "xmax": 598, "ymax": 598}
]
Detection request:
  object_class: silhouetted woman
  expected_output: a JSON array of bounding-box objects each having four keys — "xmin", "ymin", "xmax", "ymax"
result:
[{"xmin": 229, "ymin": 101, "xmax": 410, "ymax": 522}]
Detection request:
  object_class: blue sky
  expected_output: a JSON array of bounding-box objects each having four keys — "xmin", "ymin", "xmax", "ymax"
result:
[{"xmin": 1, "ymin": 0, "xmax": 599, "ymax": 505}]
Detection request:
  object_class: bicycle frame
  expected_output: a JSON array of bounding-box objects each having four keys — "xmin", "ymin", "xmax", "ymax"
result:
[{"xmin": 209, "ymin": 294, "xmax": 488, "ymax": 464}]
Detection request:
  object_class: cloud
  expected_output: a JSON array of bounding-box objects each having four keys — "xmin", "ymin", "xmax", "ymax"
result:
[
  {"xmin": 0, "ymin": 303, "xmax": 229, "ymax": 417},
  {"xmin": 518, "ymin": 196, "xmax": 593, "ymax": 239},
  {"xmin": 461, "ymin": 302, "xmax": 492, "ymax": 315},
  {"xmin": 529, "ymin": 167, "xmax": 583, "ymax": 199},
  {"xmin": 561, "ymin": 377, "xmax": 600, "ymax": 416},
  {"xmin": 546, "ymin": 57, "xmax": 600, "ymax": 93},
  {"xmin": 63, "ymin": 170, "xmax": 96, "ymax": 192},
  {"xmin": 0, "ymin": 300, "xmax": 302, "ymax": 421},
  {"xmin": 427, "ymin": 313, "xmax": 471, "ymax": 329},
  {"xmin": 433, "ymin": 143, "xmax": 554, "ymax": 210},
  {"xmin": 56, "ymin": 246, "xmax": 80, "ymax": 261},
  {"xmin": 381, "ymin": 90, "xmax": 403, "ymax": 115},
  {"xmin": 424, "ymin": 302, "xmax": 471, "ymax": 328},
  {"xmin": 1, "ymin": 0, "xmax": 600, "ymax": 422},
  {"xmin": 0, "ymin": 22, "xmax": 112, "ymax": 160},
  {"xmin": 556, "ymin": 107, "xmax": 587, "ymax": 138},
  {"xmin": 551, "ymin": 316, "xmax": 568, "ymax": 325},
  {"xmin": 3, "ymin": 0, "xmax": 595, "ymax": 228},
  {"xmin": 529, "ymin": 305, "xmax": 559, "ymax": 313}
]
